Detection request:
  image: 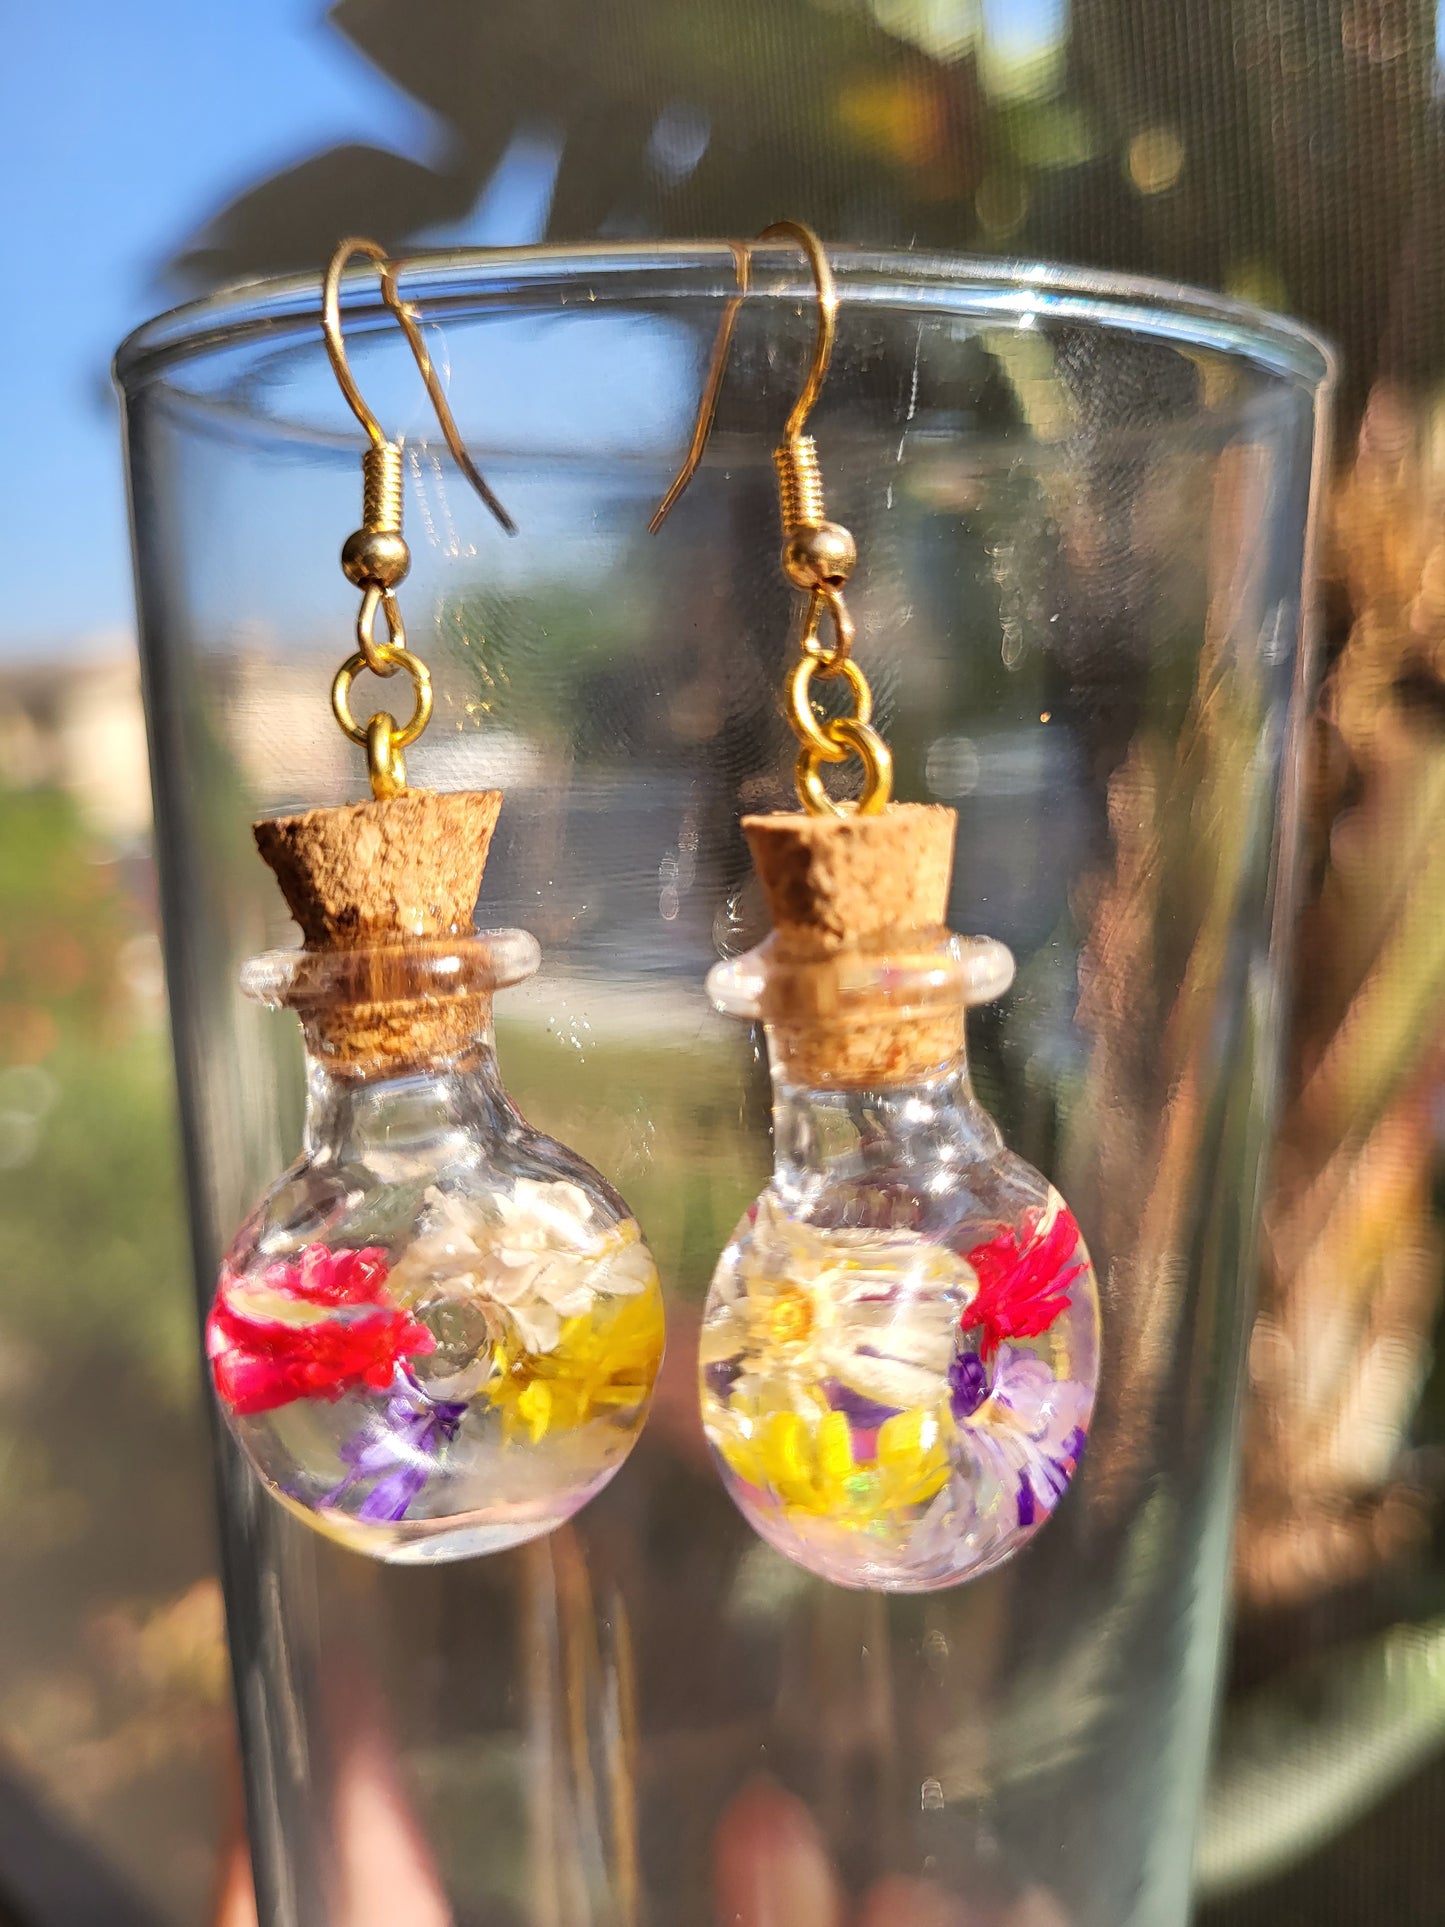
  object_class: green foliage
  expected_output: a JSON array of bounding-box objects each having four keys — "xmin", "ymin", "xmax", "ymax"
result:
[
  {"xmin": 0, "ymin": 789, "xmax": 135, "ymax": 1058},
  {"xmin": 497, "ymin": 1021, "xmax": 767, "ymax": 1299},
  {"xmin": 0, "ymin": 789, "xmax": 192, "ymax": 1406},
  {"xmin": 0, "ymin": 1034, "xmax": 193, "ymax": 1408},
  {"xmin": 442, "ymin": 569, "xmax": 665, "ymax": 759}
]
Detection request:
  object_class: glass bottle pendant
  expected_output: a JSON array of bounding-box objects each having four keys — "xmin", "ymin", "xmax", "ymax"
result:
[
  {"xmin": 209, "ymin": 789, "xmax": 664, "ymax": 1563},
  {"xmin": 699, "ymin": 805, "xmax": 1100, "ymax": 1592}
]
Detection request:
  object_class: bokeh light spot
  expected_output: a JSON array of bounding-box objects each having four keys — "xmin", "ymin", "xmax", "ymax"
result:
[{"xmin": 1128, "ymin": 125, "xmax": 1185, "ymax": 194}]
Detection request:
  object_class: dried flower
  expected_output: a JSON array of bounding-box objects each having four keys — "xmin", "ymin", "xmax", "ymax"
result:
[
  {"xmin": 961, "ymin": 1196, "xmax": 1085, "ymax": 1361},
  {"xmin": 326, "ymin": 1389, "xmax": 469, "ymax": 1524},
  {"xmin": 715, "ymin": 1400, "xmax": 953, "ymax": 1523},
  {"xmin": 948, "ymin": 1349, "xmax": 989, "ymax": 1419},
  {"xmin": 486, "ymin": 1289, "xmax": 665, "ymax": 1444},
  {"xmin": 391, "ymin": 1181, "xmax": 656, "ymax": 1356},
  {"xmin": 960, "ymin": 1344, "xmax": 1090, "ymax": 1533},
  {"xmin": 208, "ymin": 1244, "xmax": 435, "ymax": 1416},
  {"xmin": 700, "ymin": 1195, "xmax": 970, "ymax": 1419},
  {"xmin": 702, "ymin": 1195, "xmax": 1092, "ymax": 1545}
]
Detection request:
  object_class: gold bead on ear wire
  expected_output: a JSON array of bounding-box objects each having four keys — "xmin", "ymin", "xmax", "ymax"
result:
[
  {"xmin": 321, "ymin": 237, "xmax": 515, "ymax": 799},
  {"xmin": 652, "ymin": 221, "xmax": 892, "ymax": 817}
]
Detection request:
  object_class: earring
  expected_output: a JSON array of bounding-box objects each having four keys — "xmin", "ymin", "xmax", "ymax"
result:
[
  {"xmin": 653, "ymin": 225, "xmax": 1099, "ymax": 1593},
  {"xmin": 207, "ymin": 239, "xmax": 664, "ymax": 1563}
]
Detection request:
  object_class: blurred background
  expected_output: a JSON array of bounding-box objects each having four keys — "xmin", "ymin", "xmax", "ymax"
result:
[{"xmin": 6, "ymin": 0, "xmax": 1445, "ymax": 1921}]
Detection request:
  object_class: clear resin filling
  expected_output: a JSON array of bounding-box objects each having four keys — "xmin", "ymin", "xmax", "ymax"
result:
[
  {"xmin": 210, "ymin": 937, "xmax": 664, "ymax": 1563},
  {"xmin": 700, "ymin": 936, "xmax": 1100, "ymax": 1592}
]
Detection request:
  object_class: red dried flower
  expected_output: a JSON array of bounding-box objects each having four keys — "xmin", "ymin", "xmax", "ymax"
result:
[
  {"xmin": 961, "ymin": 1204, "xmax": 1084, "ymax": 1360},
  {"xmin": 207, "ymin": 1244, "xmax": 435, "ymax": 1416}
]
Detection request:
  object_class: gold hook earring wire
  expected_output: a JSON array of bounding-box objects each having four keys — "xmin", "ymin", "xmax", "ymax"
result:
[
  {"xmin": 648, "ymin": 241, "xmax": 751, "ymax": 535},
  {"xmin": 757, "ymin": 219, "xmax": 837, "ymax": 448},
  {"xmin": 322, "ymin": 236, "xmax": 516, "ymax": 534},
  {"xmin": 321, "ymin": 234, "xmax": 514, "ymax": 799},
  {"xmin": 650, "ymin": 223, "xmax": 837, "ymax": 530},
  {"xmin": 322, "ymin": 238, "xmax": 390, "ymax": 448},
  {"xmin": 649, "ymin": 221, "xmax": 891, "ymax": 817}
]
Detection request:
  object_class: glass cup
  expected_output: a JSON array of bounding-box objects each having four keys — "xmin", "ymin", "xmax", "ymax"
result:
[{"xmin": 116, "ymin": 245, "xmax": 1333, "ymax": 1927}]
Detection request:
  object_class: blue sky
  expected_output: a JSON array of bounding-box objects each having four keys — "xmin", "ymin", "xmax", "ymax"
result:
[
  {"xmin": 7, "ymin": 0, "xmax": 447, "ymax": 657},
  {"xmin": 8, "ymin": 0, "xmax": 1080, "ymax": 661}
]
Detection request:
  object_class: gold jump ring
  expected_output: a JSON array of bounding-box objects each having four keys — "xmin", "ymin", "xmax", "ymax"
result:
[
  {"xmin": 795, "ymin": 716, "xmax": 893, "ymax": 816},
  {"xmin": 366, "ymin": 712, "xmax": 407, "ymax": 799},
  {"xmin": 332, "ymin": 646, "xmax": 433, "ymax": 749},
  {"xmin": 788, "ymin": 654, "xmax": 873, "ymax": 762}
]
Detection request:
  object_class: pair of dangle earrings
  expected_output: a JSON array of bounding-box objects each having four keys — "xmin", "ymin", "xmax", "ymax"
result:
[{"xmin": 210, "ymin": 229, "xmax": 1100, "ymax": 1590}]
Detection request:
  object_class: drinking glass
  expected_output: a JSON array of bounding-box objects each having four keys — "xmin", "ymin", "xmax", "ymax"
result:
[{"xmin": 116, "ymin": 244, "xmax": 1333, "ymax": 1926}]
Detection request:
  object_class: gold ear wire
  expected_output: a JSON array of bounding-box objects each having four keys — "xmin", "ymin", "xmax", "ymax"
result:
[
  {"xmin": 649, "ymin": 225, "xmax": 839, "ymax": 531},
  {"xmin": 322, "ymin": 238, "xmax": 392, "ymax": 449},
  {"xmin": 649, "ymin": 241, "xmax": 751, "ymax": 535},
  {"xmin": 759, "ymin": 219, "xmax": 837, "ymax": 448},
  {"xmin": 322, "ymin": 237, "xmax": 516, "ymax": 534},
  {"xmin": 651, "ymin": 223, "xmax": 891, "ymax": 817},
  {"xmin": 320, "ymin": 236, "xmax": 516, "ymax": 799}
]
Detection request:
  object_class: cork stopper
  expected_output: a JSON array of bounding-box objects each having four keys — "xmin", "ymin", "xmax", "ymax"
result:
[
  {"xmin": 740, "ymin": 804, "xmax": 963, "ymax": 1087},
  {"xmin": 743, "ymin": 804, "xmax": 956, "ymax": 956},
  {"xmin": 254, "ymin": 789, "xmax": 501, "ymax": 948},
  {"xmin": 253, "ymin": 789, "xmax": 504, "ymax": 1074}
]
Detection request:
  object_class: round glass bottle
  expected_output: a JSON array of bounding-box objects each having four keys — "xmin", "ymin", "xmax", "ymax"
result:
[
  {"xmin": 208, "ymin": 789, "xmax": 665, "ymax": 1563},
  {"xmin": 700, "ymin": 805, "xmax": 1100, "ymax": 1591}
]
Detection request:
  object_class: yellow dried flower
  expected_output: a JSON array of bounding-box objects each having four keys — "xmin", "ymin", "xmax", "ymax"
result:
[
  {"xmin": 714, "ymin": 1398, "xmax": 953, "ymax": 1528},
  {"xmin": 487, "ymin": 1287, "xmax": 664, "ymax": 1445}
]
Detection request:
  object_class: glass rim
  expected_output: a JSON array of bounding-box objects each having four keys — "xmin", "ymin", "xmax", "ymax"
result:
[
  {"xmin": 239, "ymin": 931, "xmax": 542, "ymax": 1009},
  {"xmin": 114, "ymin": 239, "xmax": 1337, "ymax": 397},
  {"xmin": 707, "ymin": 930, "xmax": 1018, "ymax": 1022}
]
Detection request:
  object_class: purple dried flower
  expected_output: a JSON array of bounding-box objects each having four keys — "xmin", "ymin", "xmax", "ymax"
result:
[
  {"xmin": 948, "ymin": 1349, "xmax": 989, "ymax": 1420},
  {"xmin": 327, "ymin": 1389, "xmax": 468, "ymax": 1524},
  {"xmin": 827, "ymin": 1379, "xmax": 903, "ymax": 1429},
  {"xmin": 1013, "ymin": 1423, "xmax": 1087, "ymax": 1528},
  {"xmin": 705, "ymin": 1359, "xmax": 742, "ymax": 1402}
]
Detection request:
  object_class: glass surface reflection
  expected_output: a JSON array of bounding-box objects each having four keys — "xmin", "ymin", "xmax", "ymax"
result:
[{"xmin": 117, "ymin": 247, "xmax": 1331, "ymax": 1925}]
